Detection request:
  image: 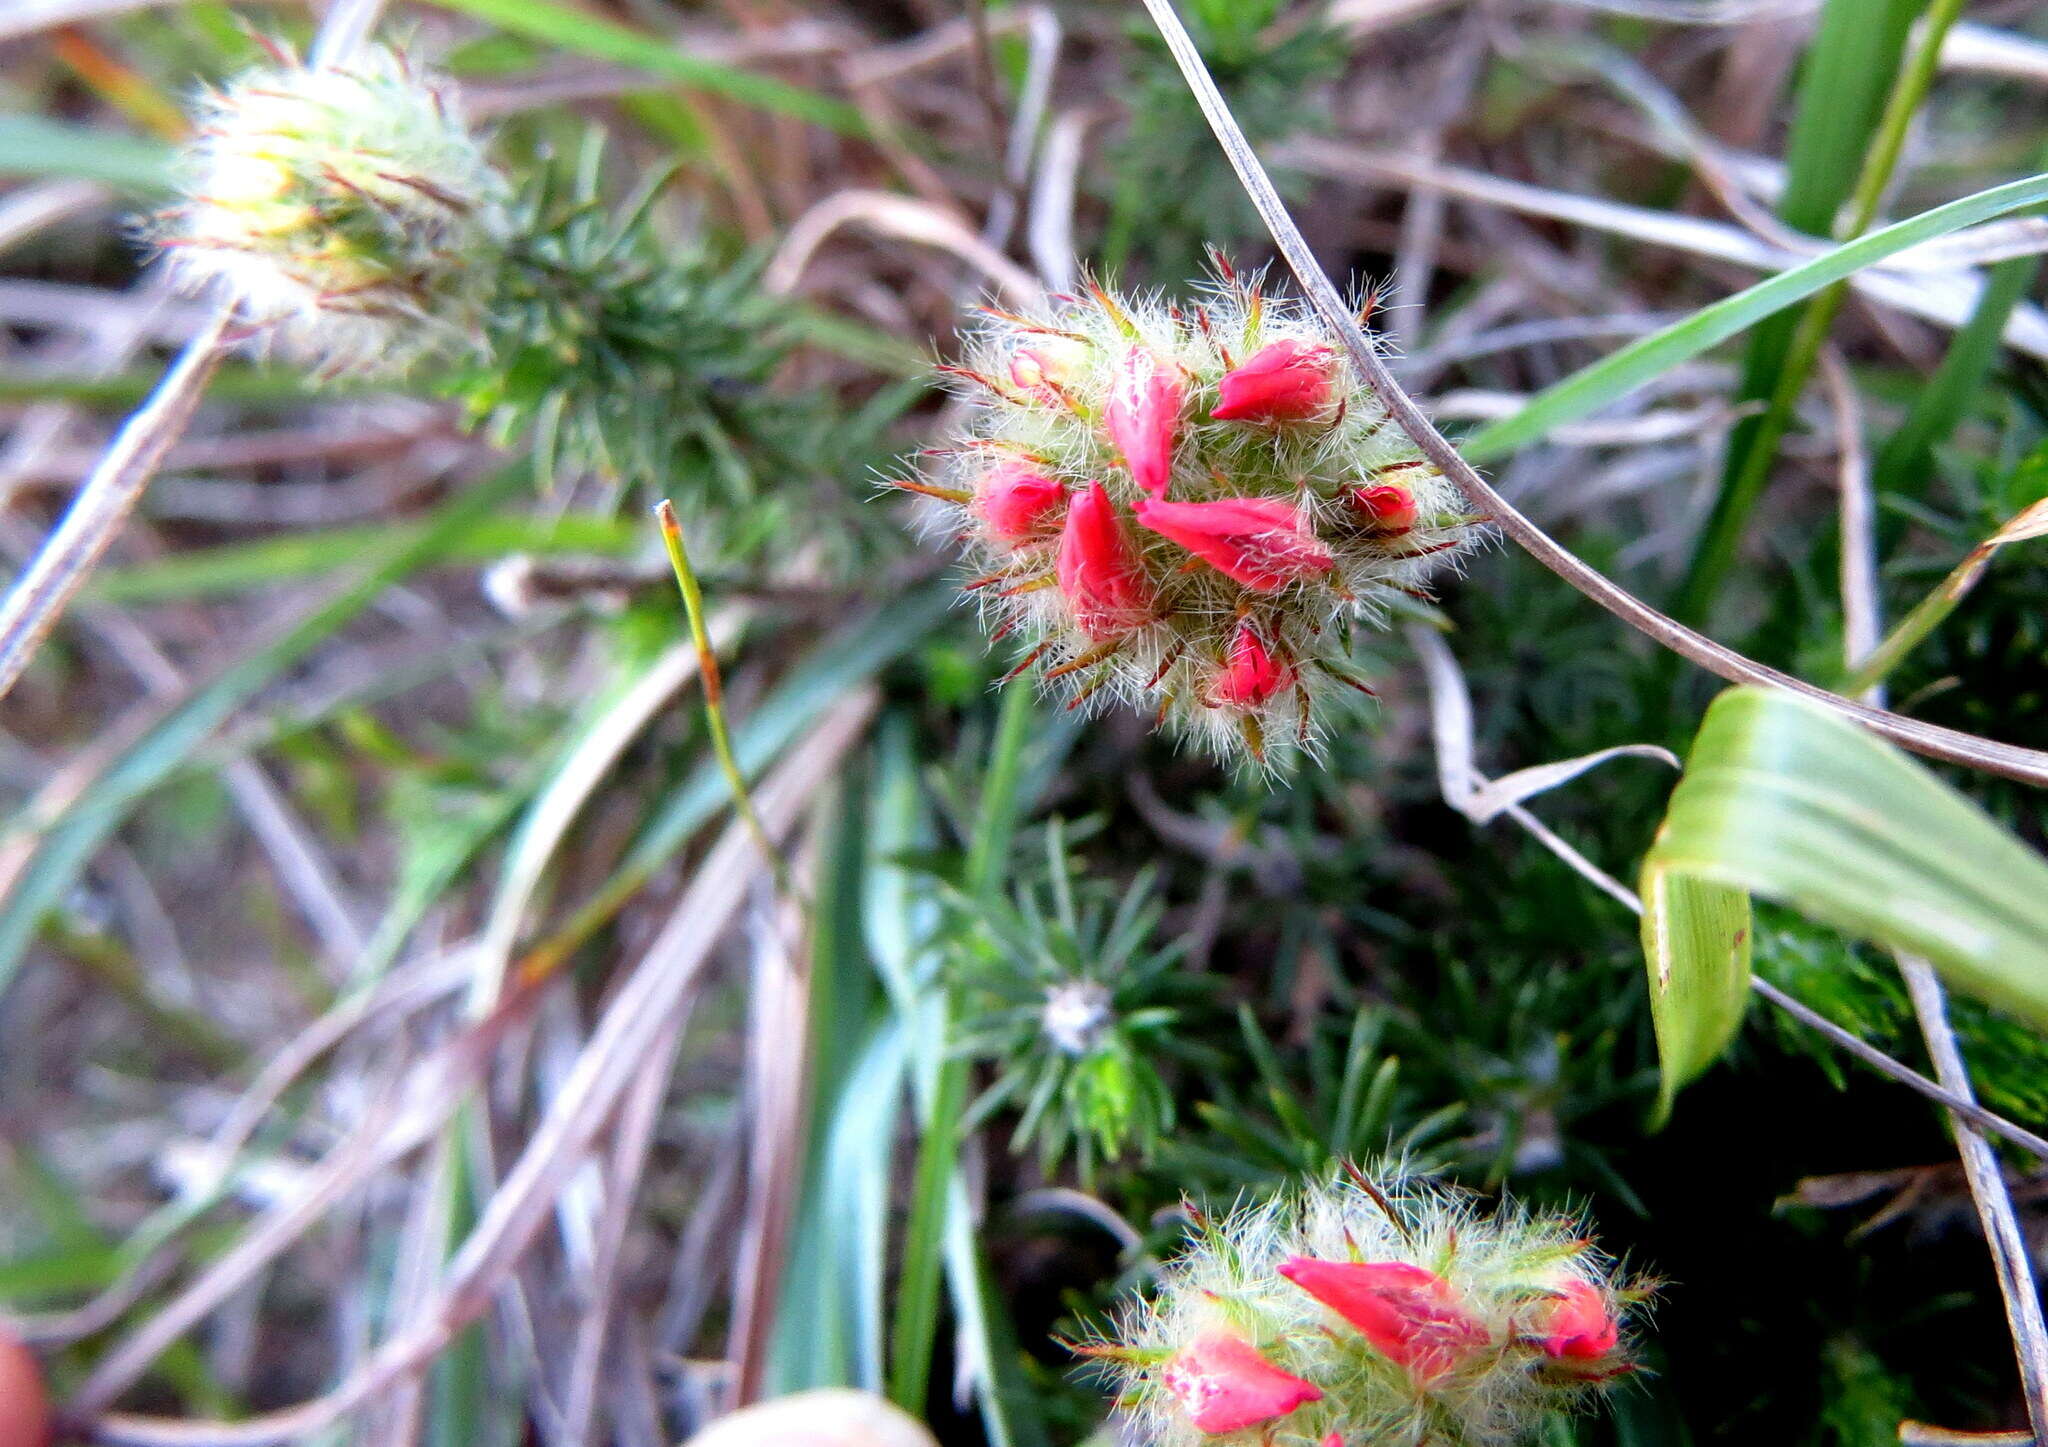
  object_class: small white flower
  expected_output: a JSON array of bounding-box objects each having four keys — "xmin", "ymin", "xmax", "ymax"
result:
[{"xmin": 1041, "ymin": 979, "xmax": 1115, "ymax": 1055}]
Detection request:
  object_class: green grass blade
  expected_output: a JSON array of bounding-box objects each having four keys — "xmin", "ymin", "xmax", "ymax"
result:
[
  {"xmin": 1677, "ymin": 0, "xmax": 1967, "ymax": 622},
  {"xmin": 1461, "ymin": 173, "xmax": 2048, "ymax": 464},
  {"xmin": 0, "ymin": 467, "xmax": 528, "ymax": 996},
  {"xmin": 1712, "ymin": 0, "xmax": 1922, "ymax": 507},
  {"xmin": 1874, "ymin": 254, "xmax": 2043, "ymax": 497},
  {"xmin": 0, "ymin": 114, "xmax": 171, "ymax": 191},
  {"xmin": 419, "ymin": 0, "xmax": 867, "ymax": 137},
  {"xmin": 1642, "ymin": 687, "xmax": 2048, "ymax": 1110},
  {"xmin": 89, "ymin": 515, "xmax": 639, "ymax": 603}
]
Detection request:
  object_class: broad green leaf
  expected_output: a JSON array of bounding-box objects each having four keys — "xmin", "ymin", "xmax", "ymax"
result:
[
  {"xmin": 1642, "ymin": 686, "xmax": 2048, "ymax": 1110},
  {"xmin": 1638, "ymin": 866, "xmax": 1752, "ymax": 1126},
  {"xmin": 1462, "ymin": 172, "xmax": 2048, "ymax": 462},
  {"xmin": 419, "ymin": 0, "xmax": 867, "ymax": 137}
]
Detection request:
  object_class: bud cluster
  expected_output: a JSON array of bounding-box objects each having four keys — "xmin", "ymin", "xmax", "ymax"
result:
[
  {"xmin": 155, "ymin": 41, "xmax": 509, "ymax": 377},
  {"xmin": 1084, "ymin": 1170, "xmax": 1643, "ymax": 1445},
  {"xmin": 900, "ymin": 267, "xmax": 1480, "ymax": 764}
]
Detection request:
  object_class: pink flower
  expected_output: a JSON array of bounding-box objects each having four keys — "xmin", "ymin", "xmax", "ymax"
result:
[
  {"xmin": 1133, "ymin": 495, "xmax": 1334, "ymax": 592},
  {"xmin": 1209, "ymin": 622, "xmax": 1296, "ymax": 708},
  {"xmin": 1160, "ymin": 1331, "xmax": 1322, "ymax": 1435},
  {"xmin": 1279, "ymin": 1258, "xmax": 1490, "ymax": 1382},
  {"xmin": 1107, "ymin": 346, "xmax": 1182, "ymax": 497},
  {"xmin": 975, "ymin": 462, "xmax": 1065, "ymax": 546},
  {"xmin": 1211, "ymin": 339, "xmax": 1336, "ymax": 423},
  {"xmin": 1537, "ymin": 1280, "xmax": 1618, "ymax": 1362},
  {"xmin": 1349, "ymin": 483, "xmax": 1417, "ymax": 535},
  {"xmin": 1057, "ymin": 481, "xmax": 1156, "ymax": 641}
]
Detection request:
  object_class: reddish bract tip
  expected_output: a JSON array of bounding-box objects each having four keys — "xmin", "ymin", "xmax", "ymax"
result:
[
  {"xmin": 1134, "ymin": 495, "xmax": 1334, "ymax": 592},
  {"xmin": 0, "ymin": 1329, "xmax": 50, "ymax": 1447},
  {"xmin": 1160, "ymin": 1331, "xmax": 1322, "ymax": 1435},
  {"xmin": 1209, "ymin": 622, "xmax": 1296, "ymax": 708},
  {"xmin": 1537, "ymin": 1280, "xmax": 1619, "ymax": 1362},
  {"xmin": 975, "ymin": 461, "xmax": 1066, "ymax": 546},
  {"xmin": 1106, "ymin": 346, "xmax": 1183, "ymax": 497},
  {"xmin": 1349, "ymin": 483, "xmax": 1417, "ymax": 534},
  {"xmin": 1057, "ymin": 481, "xmax": 1156, "ymax": 641},
  {"xmin": 1279, "ymin": 1257, "xmax": 1490, "ymax": 1382},
  {"xmin": 1211, "ymin": 339, "xmax": 1336, "ymax": 423}
]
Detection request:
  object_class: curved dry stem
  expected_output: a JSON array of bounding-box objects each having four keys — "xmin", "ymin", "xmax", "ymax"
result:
[{"xmin": 1136, "ymin": 0, "xmax": 2048, "ymax": 789}]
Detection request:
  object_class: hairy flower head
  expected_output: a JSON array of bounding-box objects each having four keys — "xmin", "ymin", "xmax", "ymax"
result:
[
  {"xmin": 153, "ymin": 41, "xmax": 508, "ymax": 377},
  {"xmin": 1085, "ymin": 1169, "xmax": 1645, "ymax": 1445},
  {"xmin": 900, "ymin": 267, "xmax": 1481, "ymax": 765}
]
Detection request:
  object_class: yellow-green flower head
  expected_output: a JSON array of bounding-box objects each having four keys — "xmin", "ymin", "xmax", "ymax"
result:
[{"xmin": 156, "ymin": 41, "xmax": 509, "ymax": 377}]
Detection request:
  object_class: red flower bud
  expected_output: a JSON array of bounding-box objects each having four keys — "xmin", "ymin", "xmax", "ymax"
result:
[
  {"xmin": 1057, "ymin": 481, "xmax": 1156, "ymax": 641},
  {"xmin": 1537, "ymin": 1280, "xmax": 1618, "ymax": 1362},
  {"xmin": 1349, "ymin": 483, "xmax": 1417, "ymax": 535},
  {"xmin": 1010, "ymin": 337, "xmax": 1087, "ymax": 404},
  {"xmin": 1160, "ymin": 1331, "xmax": 1322, "ymax": 1435},
  {"xmin": 1134, "ymin": 495, "xmax": 1334, "ymax": 592},
  {"xmin": 1208, "ymin": 622, "xmax": 1296, "ymax": 708},
  {"xmin": 1211, "ymin": 339, "xmax": 1337, "ymax": 423},
  {"xmin": 1107, "ymin": 346, "xmax": 1182, "ymax": 497},
  {"xmin": 1279, "ymin": 1257, "xmax": 1490, "ymax": 1382},
  {"xmin": 975, "ymin": 461, "xmax": 1066, "ymax": 546}
]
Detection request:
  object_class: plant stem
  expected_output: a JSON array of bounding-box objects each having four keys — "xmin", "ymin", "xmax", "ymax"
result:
[
  {"xmin": 1676, "ymin": 0, "xmax": 1969, "ymax": 623},
  {"xmin": 655, "ymin": 499, "xmax": 792, "ymax": 899},
  {"xmin": 1131, "ymin": 0, "xmax": 2048, "ymax": 790}
]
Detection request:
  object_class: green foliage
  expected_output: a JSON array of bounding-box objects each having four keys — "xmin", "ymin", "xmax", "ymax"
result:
[
  {"xmin": 1104, "ymin": 1, "xmax": 1343, "ymax": 279},
  {"xmin": 466, "ymin": 144, "xmax": 792, "ymax": 501},
  {"xmin": 954, "ymin": 821, "xmax": 1204, "ymax": 1184}
]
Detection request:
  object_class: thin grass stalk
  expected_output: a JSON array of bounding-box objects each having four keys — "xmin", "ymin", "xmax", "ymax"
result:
[
  {"xmin": 1677, "ymin": 0, "xmax": 1970, "ymax": 621},
  {"xmin": 1902, "ymin": 956, "xmax": 2048, "ymax": 1438},
  {"xmin": 1131, "ymin": 0, "xmax": 2048, "ymax": 790},
  {"xmin": 0, "ymin": 306, "xmax": 231, "ymax": 702}
]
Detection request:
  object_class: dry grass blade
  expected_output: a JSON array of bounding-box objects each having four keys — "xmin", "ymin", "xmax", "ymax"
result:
[
  {"xmin": 766, "ymin": 190, "xmax": 1043, "ymax": 303},
  {"xmin": 1136, "ymin": 0, "xmax": 2048, "ymax": 790},
  {"xmin": 0, "ymin": 306, "xmax": 232, "ymax": 702},
  {"xmin": 1277, "ymin": 141, "xmax": 2048, "ymax": 357},
  {"xmin": 1902, "ymin": 956, "xmax": 2048, "ymax": 1436}
]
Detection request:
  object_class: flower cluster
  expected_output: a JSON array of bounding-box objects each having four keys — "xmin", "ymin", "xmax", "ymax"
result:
[
  {"xmin": 1083, "ymin": 1170, "xmax": 1644, "ymax": 1445},
  {"xmin": 154, "ymin": 40, "xmax": 508, "ymax": 377},
  {"xmin": 899, "ymin": 266, "xmax": 1480, "ymax": 764}
]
